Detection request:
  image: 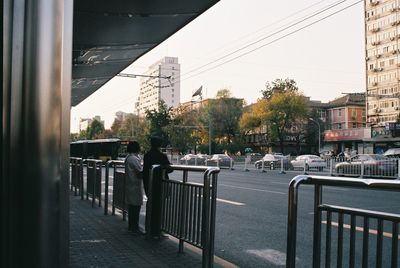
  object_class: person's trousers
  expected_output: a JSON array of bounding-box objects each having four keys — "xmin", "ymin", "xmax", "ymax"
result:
[{"xmin": 128, "ymin": 205, "xmax": 141, "ymax": 231}]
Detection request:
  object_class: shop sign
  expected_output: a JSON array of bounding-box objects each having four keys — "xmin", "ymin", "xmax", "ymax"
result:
[
  {"xmin": 388, "ymin": 123, "xmax": 400, "ymax": 130},
  {"xmin": 324, "ymin": 128, "xmax": 371, "ymax": 141}
]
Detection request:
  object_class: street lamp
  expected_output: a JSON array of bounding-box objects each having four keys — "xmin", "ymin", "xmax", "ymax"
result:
[{"xmin": 309, "ymin": 118, "xmax": 321, "ymax": 154}]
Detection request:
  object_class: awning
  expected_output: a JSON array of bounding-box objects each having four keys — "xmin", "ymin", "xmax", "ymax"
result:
[{"xmin": 72, "ymin": 0, "xmax": 219, "ymax": 106}]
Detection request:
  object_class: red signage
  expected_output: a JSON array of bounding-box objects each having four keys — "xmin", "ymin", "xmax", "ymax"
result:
[{"xmin": 324, "ymin": 128, "xmax": 371, "ymax": 141}]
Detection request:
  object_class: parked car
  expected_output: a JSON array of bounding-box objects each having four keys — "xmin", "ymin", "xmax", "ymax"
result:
[
  {"xmin": 180, "ymin": 154, "xmax": 207, "ymax": 165},
  {"xmin": 254, "ymin": 154, "xmax": 290, "ymax": 170},
  {"xmin": 290, "ymin": 154, "xmax": 327, "ymax": 171},
  {"xmin": 205, "ymin": 154, "xmax": 233, "ymax": 168},
  {"xmin": 384, "ymin": 148, "xmax": 400, "ymax": 158},
  {"xmin": 335, "ymin": 154, "xmax": 397, "ymax": 177}
]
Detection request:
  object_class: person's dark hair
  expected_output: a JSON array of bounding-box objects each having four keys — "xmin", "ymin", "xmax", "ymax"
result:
[
  {"xmin": 127, "ymin": 141, "xmax": 140, "ymax": 153},
  {"xmin": 150, "ymin": 136, "xmax": 163, "ymax": 148}
]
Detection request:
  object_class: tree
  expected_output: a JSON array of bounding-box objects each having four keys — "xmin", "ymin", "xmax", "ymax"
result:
[
  {"xmin": 265, "ymin": 91, "xmax": 308, "ymax": 153},
  {"xmin": 87, "ymin": 119, "xmax": 105, "ymax": 139},
  {"xmin": 145, "ymin": 101, "xmax": 172, "ymax": 147},
  {"xmin": 165, "ymin": 107, "xmax": 202, "ymax": 153},
  {"xmin": 261, "ymin": 78, "xmax": 298, "ymax": 100},
  {"xmin": 199, "ymin": 89, "xmax": 245, "ymax": 154}
]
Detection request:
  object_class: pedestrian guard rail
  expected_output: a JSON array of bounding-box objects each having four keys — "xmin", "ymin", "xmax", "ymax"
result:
[
  {"xmin": 170, "ymin": 154, "xmax": 400, "ymax": 179},
  {"xmin": 69, "ymin": 158, "xmax": 220, "ymax": 268},
  {"xmin": 287, "ymin": 175, "xmax": 400, "ymax": 268},
  {"xmin": 148, "ymin": 165, "xmax": 220, "ymax": 268}
]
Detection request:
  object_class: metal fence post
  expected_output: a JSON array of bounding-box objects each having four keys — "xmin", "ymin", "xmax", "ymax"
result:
[
  {"xmin": 312, "ymin": 185, "xmax": 322, "ymax": 268},
  {"xmin": 261, "ymin": 159, "xmax": 266, "ymax": 173},
  {"xmin": 104, "ymin": 161, "xmax": 110, "ymax": 215},
  {"xmin": 230, "ymin": 157, "xmax": 234, "ymax": 170},
  {"xmin": 202, "ymin": 170, "xmax": 212, "ymax": 268},
  {"xmin": 303, "ymin": 160, "xmax": 308, "ymax": 175},
  {"xmin": 80, "ymin": 160, "xmax": 84, "ymax": 200},
  {"xmin": 280, "ymin": 158, "xmax": 286, "ymax": 174},
  {"xmin": 360, "ymin": 160, "xmax": 365, "ymax": 178},
  {"xmin": 397, "ymin": 159, "xmax": 400, "ymax": 180},
  {"xmin": 179, "ymin": 170, "xmax": 189, "ymax": 253},
  {"xmin": 329, "ymin": 158, "xmax": 334, "ymax": 176}
]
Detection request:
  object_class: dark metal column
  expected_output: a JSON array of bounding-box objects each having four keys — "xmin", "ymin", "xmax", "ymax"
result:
[{"xmin": 2, "ymin": 0, "xmax": 73, "ymax": 267}]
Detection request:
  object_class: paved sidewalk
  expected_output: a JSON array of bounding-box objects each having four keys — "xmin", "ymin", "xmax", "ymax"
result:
[{"xmin": 70, "ymin": 193, "xmax": 209, "ymax": 267}]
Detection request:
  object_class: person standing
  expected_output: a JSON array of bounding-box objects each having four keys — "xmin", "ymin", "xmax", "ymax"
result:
[
  {"xmin": 143, "ymin": 136, "xmax": 172, "ymax": 238},
  {"xmin": 124, "ymin": 141, "xmax": 143, "ymax": 234}
]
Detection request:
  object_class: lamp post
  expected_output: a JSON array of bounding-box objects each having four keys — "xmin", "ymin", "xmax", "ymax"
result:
[{"xmin": 309, "ymin": 118, "xmax": 321, "ymax": 154}]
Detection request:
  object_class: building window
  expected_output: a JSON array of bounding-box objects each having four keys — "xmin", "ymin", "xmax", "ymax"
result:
[
  {"xmin": 352, "ymin": 123, "xmax": 357, "ymax": 128},
  {"xmin": 338, "ymin": 109, "xmax": 342, "ymax": 116}
]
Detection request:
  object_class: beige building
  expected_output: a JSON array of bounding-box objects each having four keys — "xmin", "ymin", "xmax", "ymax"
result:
[
  {"xmin": 136, "ymin": 56, "xmax": 180, "ymax": 116},
  {"xmin": 365, "ymin": 0, "xmax": 400, "ymax": 126}
]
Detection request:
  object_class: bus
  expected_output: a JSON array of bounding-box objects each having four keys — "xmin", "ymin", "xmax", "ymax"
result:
[{"xmin": 70, "ymin": 139, "xmax": 129, "ymax": 161}]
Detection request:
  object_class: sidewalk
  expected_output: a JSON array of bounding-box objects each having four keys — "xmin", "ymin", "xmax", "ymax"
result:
[{"xmin": 70, "ymin": 193, "xmax": 209, "ymax": 267}]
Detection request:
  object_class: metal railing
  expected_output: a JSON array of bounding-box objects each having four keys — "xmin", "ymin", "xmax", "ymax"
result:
[
  {"xmin": 70, "ymin": 158, "xmax": 220, "ymax": 268},
  {"xmin": 84, "ymin": 159, "xmax": 103, "ymax": 208},
  {"xmin": 286, "ymin": 175, "xmax": 400, "ymax": 268},
  {"xmin": 147, "ymin": 165, "xmax": 220, "ymax": 268},
  {"xmin": 70, "ymin": 157, "xmax": 83, "ymax": 196},
  {"xmin": 105, "ymin": 160, "xmax": 127, "ymax": 219}
]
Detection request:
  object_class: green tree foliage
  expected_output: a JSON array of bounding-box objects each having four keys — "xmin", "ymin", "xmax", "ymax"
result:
[
  {"xmin": 145, "ymin": 101, "xmax": 172, "ymax": 146},
  {"xmin": 266, "ymin": 91, "xmax": 308, "ymax": 153},
  {"xmin": 87, "ymin": 119, "xmax": 105, "ymax": 139},
  {"xmin": 261, "ymin": 78, "xmax": 298, "ymax": 100},
  {"xmin": 241, "ymin": 79, "xmax": 308, "ymax": 153},
  {"xmin": 166, "ymin": 109, "xmax": 200, "ymax": 153},
  {"xmin": 200, "ymin": 89, "xmax": 245, "ymax": 153}
]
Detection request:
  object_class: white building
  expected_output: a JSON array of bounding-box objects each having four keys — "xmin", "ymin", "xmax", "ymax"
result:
[
  {"xmin": 365, "ymin": 0, "xmax": 400, "ymax": 126},
  {"xmin": 79, "ymin": 116, "xmax": 104, "ymax": 132},
  {"xmin": 136, "ymin": 56, "xmax": 180, "ymax": 116},
  {"xmin": 115, "ymin": 111, "xmax": 133, "ymax": 121}
]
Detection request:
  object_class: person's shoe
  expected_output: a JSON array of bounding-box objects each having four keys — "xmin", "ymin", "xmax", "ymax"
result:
[{"xmin": 131, "ymin": 229, "xmax": 145, "ymax": 235}]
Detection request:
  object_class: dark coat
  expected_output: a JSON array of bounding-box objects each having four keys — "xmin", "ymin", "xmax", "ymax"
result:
[
  {"xmin": 143, "ymin": 148, "xmax": 172, "ymax": 236},
  {"xmin": 143, "ymin": 148, "xmax": 171, "ymax": 196}
]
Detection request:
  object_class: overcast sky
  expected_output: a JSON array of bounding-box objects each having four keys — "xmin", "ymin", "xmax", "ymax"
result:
[{"xmin": 71, "ymin": 0, "xmax": 365, "ymax": 133}]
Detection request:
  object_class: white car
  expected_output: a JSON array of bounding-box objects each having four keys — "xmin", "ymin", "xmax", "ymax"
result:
[{"xmin": 290, "ymin": 155, "xmax": 327, "ymax": 171}]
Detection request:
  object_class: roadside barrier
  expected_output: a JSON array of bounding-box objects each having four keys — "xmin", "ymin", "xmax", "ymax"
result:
[
  {"xmin": 84, "ymin": 159, "xmax": 103, "ymax": 208},
  {"xmin": 286, "ymin": 175, "xmax": 400, "ymax": 268},
  {"xmin": 147, "ymin": 165, "xmax": 220, "ymax": 268},
  {"xmin": 70, "ymin": 157, "xmax": 83, "ymax": 196},
  {"xmin": 70, "ymin": 158, "xmax": 220, "ymax": 268},
  {"xmin": 104, "ymin": 160, "xmax": 127, "ymax": 219}
]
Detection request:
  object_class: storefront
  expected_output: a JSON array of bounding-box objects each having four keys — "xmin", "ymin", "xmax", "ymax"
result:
[
  {"xmin": 363, "ymin": 125, "xmax": 400, "ymax": 154},
  {"xmin": 324, "ymin": 128, "xmax": 371, "ymax": 154}
]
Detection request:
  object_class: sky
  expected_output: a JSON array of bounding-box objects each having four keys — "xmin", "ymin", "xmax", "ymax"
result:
[{"xmin": 70, "ymin": 0, "xmax": 365, "ymax": 133}]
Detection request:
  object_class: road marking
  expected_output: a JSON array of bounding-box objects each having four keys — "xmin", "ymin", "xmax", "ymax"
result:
[
  {"xmin": 219, "ymin": 184, "xmax": 286, "ymax": 195},
  {"xmin": 246, "ymin": 249, "xmax": 289, "ymax": 266},
  {"xmin": 216, "ymin": 198, "xmax": 245, "ymax": 206},
  {"xmin": 321, "ymin": 221, "xmax": 400, "ymax": 239}
]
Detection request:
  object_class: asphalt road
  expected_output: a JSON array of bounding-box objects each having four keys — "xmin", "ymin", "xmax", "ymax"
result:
[
  {"xmin": 167, "ymin": 169, "xmax": 400, "ymax": 267},
  {"xmin": 82, "ymin": 166, "xmax": 400, "ymax": 267}
]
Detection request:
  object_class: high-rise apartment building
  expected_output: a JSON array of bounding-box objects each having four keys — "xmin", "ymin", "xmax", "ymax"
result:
[
  {"xmin": 365, "ymin": 0, "xmax": 400, "ymax": 126},
  {"xmin": 136, "ymin": 56, "xmax": 180, "ymax": 116}
]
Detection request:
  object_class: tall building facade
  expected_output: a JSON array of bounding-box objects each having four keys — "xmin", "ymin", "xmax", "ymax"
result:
[
  {"xmin": 136, "ymin": 56, "xmax": 180, "ymax": 116},
  {"xmin": 365, "ymin": 0, "xmax": 400, "ymax": 126},
  {"xmin": 79, "ymin": 116, "xmax": 104, "ymax": 132}
]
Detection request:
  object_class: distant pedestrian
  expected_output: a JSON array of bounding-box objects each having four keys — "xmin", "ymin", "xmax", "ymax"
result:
[
  {"xmin": 124, "ymin": 141, "xmax": 143, "ymax": 234},
  {"xmin": 143, "ymin": 136, "xmax": 172, "ymax": 238}
]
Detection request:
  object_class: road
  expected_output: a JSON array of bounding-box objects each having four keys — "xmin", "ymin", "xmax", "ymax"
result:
[
  {"xmin": 167, "ymin": 169, "xmax": 400, "ymax": 267},
  {"xmin": 83, "ymin": 166, "xmax": 400, "ymax": 267}
]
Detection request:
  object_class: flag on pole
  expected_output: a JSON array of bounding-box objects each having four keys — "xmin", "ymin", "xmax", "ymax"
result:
[{"xmin": 192, "ymin": 86, "xmax": 203, "ymax": 97}]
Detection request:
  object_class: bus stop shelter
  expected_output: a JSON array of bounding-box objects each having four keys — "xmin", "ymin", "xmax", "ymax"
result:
[{"xmin": 2, "ymin": 1, "xmax": 219, "ymax": 267}]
